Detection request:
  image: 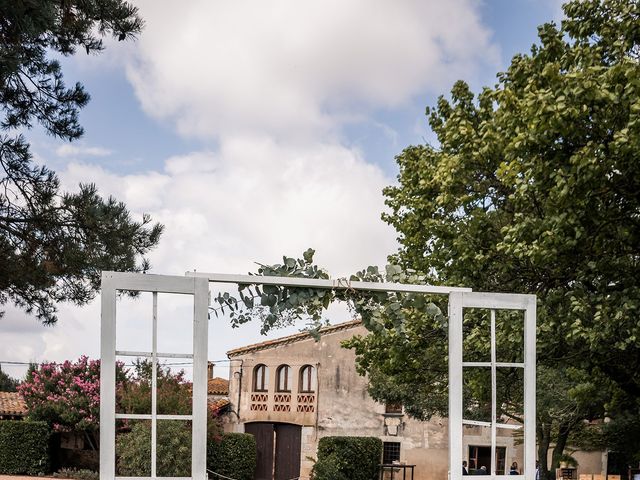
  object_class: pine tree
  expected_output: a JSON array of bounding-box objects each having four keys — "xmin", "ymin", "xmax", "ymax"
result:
[{"xmin": 0, "ymin": 1, "xmax": 162, "ymax": 324}]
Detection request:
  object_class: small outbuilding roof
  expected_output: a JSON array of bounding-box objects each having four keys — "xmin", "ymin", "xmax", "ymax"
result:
[
  {"xmin": 0, "ymin": 391, "xmax": 27, "ymax": 417},
  {"xmin": 208, "ymin": 377, "xmax": 229, "ymax": 395}
]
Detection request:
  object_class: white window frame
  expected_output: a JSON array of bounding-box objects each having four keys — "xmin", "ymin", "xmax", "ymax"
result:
[
  {"xmin": 448, "ymin": 292, "xmax": 536, "ymax": 480},
  {"xmin": 100, "ymin": 272, "xmax": 209, "ymax": 480}
]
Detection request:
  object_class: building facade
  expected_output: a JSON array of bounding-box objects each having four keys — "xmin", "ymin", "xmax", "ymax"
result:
[{"xmin": 225, "ymin": 320, "xmax": 604, "ymax": 480}]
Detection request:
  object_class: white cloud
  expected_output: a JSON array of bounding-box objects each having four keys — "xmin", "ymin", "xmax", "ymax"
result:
[
  {"xmin": 5, "ymin": 137, "xmax": 397, "ymax": 378},
  {"xmin": 124, "ymin": 0, "xmax": 500, "ymax": 140},
  {"xmin": 3, "ymin": 1, "xmax": 503, "ymax": 379},
  {"xmin": 61, "ymin": 136, "xmax": 396, "ymax": 276},
  {"xmin": 56, "ymin": 144, "xmax": 112, "ymax": 158}
]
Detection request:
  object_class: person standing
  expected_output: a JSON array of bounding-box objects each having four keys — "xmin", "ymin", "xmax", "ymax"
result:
[
  {"xmin": 510, "ymin": 462, "xmax": 519, "ymax": 475},
  {"xmin": 463, "ymin": 461, "xmax": 469, "ymax": 475}
]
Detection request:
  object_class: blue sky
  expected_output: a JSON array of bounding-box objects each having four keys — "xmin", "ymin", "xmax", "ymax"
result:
[
  {"xmin": 36, "ymin": 0, "xmax": 562, "ymax": 177},
  {"xmin": 3, "ymin": 0, "xmax": 564, "ymax": 379}
]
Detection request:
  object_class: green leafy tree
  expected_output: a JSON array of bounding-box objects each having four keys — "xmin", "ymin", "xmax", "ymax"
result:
[
  {"xmin": 375, "ymin": 0, "xmax": 640, "ymax": 475},
  {"xmin": 116, "ymin": 359, "xmax": 193, "ymax": 416},
  {"xmin": 0, "ymin": 0, "xmax": 162, "ymax": 324},
  {"xmin": 0, "ymin": 366, "xmax": 19, "ymax": 391}
]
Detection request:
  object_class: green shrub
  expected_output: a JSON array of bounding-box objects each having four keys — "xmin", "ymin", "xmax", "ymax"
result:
[
  {"xmin": 309, "ymin": 453, "xmax": 348, "ymax": 480},
  {"xmin": 116, "ymin": 421, "xmax": 191, "ymax": 476},
  {"xmin": 311, "ymin": 436, "xmax": 382, "ymax": 480},
  {"xmin": 55, "ymin": 467, "xmax": 99, "ymax": 480},
  {"xmin": 0, "ymin": 420, "xmax": 51, "ymax": 475},
  {"xmin": 207, "ymin": 432, "xmax": 256, "ymax": 480}
]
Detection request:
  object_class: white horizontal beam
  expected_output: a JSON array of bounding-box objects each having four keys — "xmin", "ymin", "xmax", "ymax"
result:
[
  {"xmin": 115, "ymin": 414, "xmax": 193, "ymax": 421},
  {"xmin": 496, "ymin": 423, "xmax": 523, "ymax": 430},
  {"xmin": 461, "ymin": 291, "xmax": 536, "ymax": 310},
  {"xmin": 116, "ymin": 351, "xmax": 193, "ymax": 359},
  {"xmin": 116, "ymin": 477, "xmax": 192, "ymax": 480},
  {"xmin": 103, "ymin": 271, "xmax": 196, "ymax": 294},
  {"xmin": 463, "ymin": 419, "xmax": 491, "ymax": 427},
  {"xmin": 462, "ymin": 362, "xmax": 525, "ymax": 368},
  {"xmin": 462, "ymin": 419, "xmax": 522, "ymax": 431},
  {"xmin": 185, "ymin": 272, "xmax": 472, "ymax": 295}
]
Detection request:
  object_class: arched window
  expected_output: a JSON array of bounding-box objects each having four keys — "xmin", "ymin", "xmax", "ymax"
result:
[
  {"xmin": 276, "ymin": 365, "xmax": 292, "ymax": 392},
  {"xmin": 253, "ymin": 364, "xmax": 269, "ymax": 392},
  {"xmin": 299, "ymin": 365, "xmax": 316, "ymax": 393}
]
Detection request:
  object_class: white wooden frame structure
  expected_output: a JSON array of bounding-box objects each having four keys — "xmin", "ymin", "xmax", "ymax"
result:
[
  {"xmin": 100, "ymin": 270, "xmax": 536, "ymax": 480},
  {"xmin": 448, "ymin": 292, "xmax": 536, "ymax": 480},
  {"xmin": 100, "ymin": 272, "xmax": 209, "ymax": 480}
]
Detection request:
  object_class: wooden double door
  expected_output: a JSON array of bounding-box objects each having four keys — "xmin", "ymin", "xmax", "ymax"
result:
[{"xmin": 245, "ymin": 422, "xmax": 301, "ymax": 480}]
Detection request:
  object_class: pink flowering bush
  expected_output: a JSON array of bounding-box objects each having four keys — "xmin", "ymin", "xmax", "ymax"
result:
[{"xmin": 18, "ymin": 356, "xmax": 125, "ymax": 434}]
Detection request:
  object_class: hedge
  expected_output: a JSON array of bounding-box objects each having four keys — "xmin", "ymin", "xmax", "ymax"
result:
[
  {"xmin": 207, "ymin": 433, "xmax": 256, "ymax": 480},
  {"xmin": 116, "ymin": 421, "xmax": 191, "ymax": 476},
  {"xmin": 311, "ymin": 436, "xmax": 382, "ymax": 480},
  {"xmin": 0, "ymin": 420, "xmax": 51, "ymax": 475}
]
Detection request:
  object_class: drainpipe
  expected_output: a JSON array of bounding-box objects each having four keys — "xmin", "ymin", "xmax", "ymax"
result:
[
  {"xmin": 314, "ymin": 362, "xmax": 320, "ymax": 441},
  {"xmin": 234, "ymin": 359, "xmax": 243, "ymax": 421}
]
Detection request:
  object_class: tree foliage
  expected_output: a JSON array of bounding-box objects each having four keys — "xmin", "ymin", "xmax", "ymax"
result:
[
  {"xmin": 0, "ymin": 366, "xmax": 19, "ymax": 392},
  {"xmin": 0, "ymin": 0, "xmax": 162, "ymax": 324},
  {"xmin": 377, "ymin": 0, "xmax": 640, "ymax": 474}
]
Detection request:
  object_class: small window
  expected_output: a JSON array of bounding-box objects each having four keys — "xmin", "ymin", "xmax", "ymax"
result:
[
  {"xmin": 276, "ymin": 365, "xmax": 292, "ymax": 392},
  {"xmin": 383, "ymin": 442, "xmax": 401, "ymax": 464},
  {"xmin": 385, "ymin": 402, "xmax": 403, "ymax": 414},
  {"xmin": 253, "ymin": 364, "xmax": 269, "ymax": 392},
  {"xmin": 299, "ymin": 365, "xmax": 316, "ymax": 393}
]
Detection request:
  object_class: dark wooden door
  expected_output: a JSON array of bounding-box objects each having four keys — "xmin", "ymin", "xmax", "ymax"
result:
[
  {"xmin": 245, "ymin": 423, "xmax": 274, "ymax": 480},
  {"xmin": 274, "ymin": 423, "xmax": 301, "ymax": 480}
]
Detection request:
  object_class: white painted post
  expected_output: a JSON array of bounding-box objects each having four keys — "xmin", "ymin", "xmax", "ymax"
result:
[
  {"xmin": 100, "ymin": 272, "xmax": 209, "ymax": 480},
  {"xmin": 100, "ymin": 273, "xmax": 117, "ymax": 480},
  {"xmin": 524, "ymin": 296, "xmax": 537, "ymax": 478},
  {"xmin": 151, "ymin": 292, "xmax": 158, "ymax": 478},
  {"xmin": 490, "ymin": 309, "xmax": 497, "ymax": 476},
  {"xmin": 448, "ymin": 292, "xmax": 464, "ymax": 480},
  {"xmin": 192, "ymin": 277, "xmax": 209, "ymax": 480},
  {"xmin": 459, "ymin": 292, "xmax": 536, "ymax": 479}
]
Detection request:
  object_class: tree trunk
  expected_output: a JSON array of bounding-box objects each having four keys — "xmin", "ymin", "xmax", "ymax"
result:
[
  {"xmin": 537, "ymin": 419, "xmax": 552, "ymax": 480},
  {"xmin": 550, "ymin": 421, "xmax": 573, "ymax": 474}
]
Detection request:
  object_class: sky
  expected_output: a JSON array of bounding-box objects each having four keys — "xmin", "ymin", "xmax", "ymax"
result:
[{"xmin": 1, "ymin": 0, "xmax": 564, "ymax": 381}]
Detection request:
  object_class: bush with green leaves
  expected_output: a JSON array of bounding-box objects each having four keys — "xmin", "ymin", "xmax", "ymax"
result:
[
  {"xmin": 116, "ymin": 421, "xmax": 191, "ymax": 477},
  {"xmin": 0, "ymin": 420, "xmax": 51, "ymax": 475},
  {"xmin": 309, "ymin": 454, "xmax": 348, "ymax": 480},
  {"xmin": 207, "ymin": 433, "xmax": 256, "ymax": 480},
  {"xmin": 311, "ymin": 436, "xmax": 382, "ymax": 480},
  {"xmin": 55, "ymin": 467, "xmax": 99, "ymax": 480}
]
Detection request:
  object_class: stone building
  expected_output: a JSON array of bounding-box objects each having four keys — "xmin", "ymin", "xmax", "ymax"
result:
[{"xmin": 225, "ymin": 320, "xmax": 605, "ymax": 480}]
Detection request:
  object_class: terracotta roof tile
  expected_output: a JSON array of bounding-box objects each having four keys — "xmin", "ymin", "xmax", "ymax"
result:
[
  {"xmin": 208, "ymin": 377, "xmax": 229, "ymax": 395},
  {"xmin": 209, "ymin": 398, "xmax": 230, "ymax": 411},
  {"xmin": 227, "ymin": 319, "xmax": 362, "ymax": 357},
  {"xmin": 0, "ymin": 391, "xmax": 27, "ymax": 416}
]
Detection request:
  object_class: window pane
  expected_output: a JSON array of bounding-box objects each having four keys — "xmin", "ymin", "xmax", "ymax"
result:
[
  {"xmin": 277, "ymin": 365, "xmax": 291, "ymax": 392},
  {"xmin": 382, "ymin": 442, "xmax": 401, "ymax": 464},
  {"xmin": 254, "ymin": 365, "xmax": 268, "ymax": 392},
  {"xmin": 385, "ymin": 402, "xmax": 403, "ymax": 414},
  {"xmin": 300, "ymin": 365, "xmax": 316, "ymax": 392}
]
